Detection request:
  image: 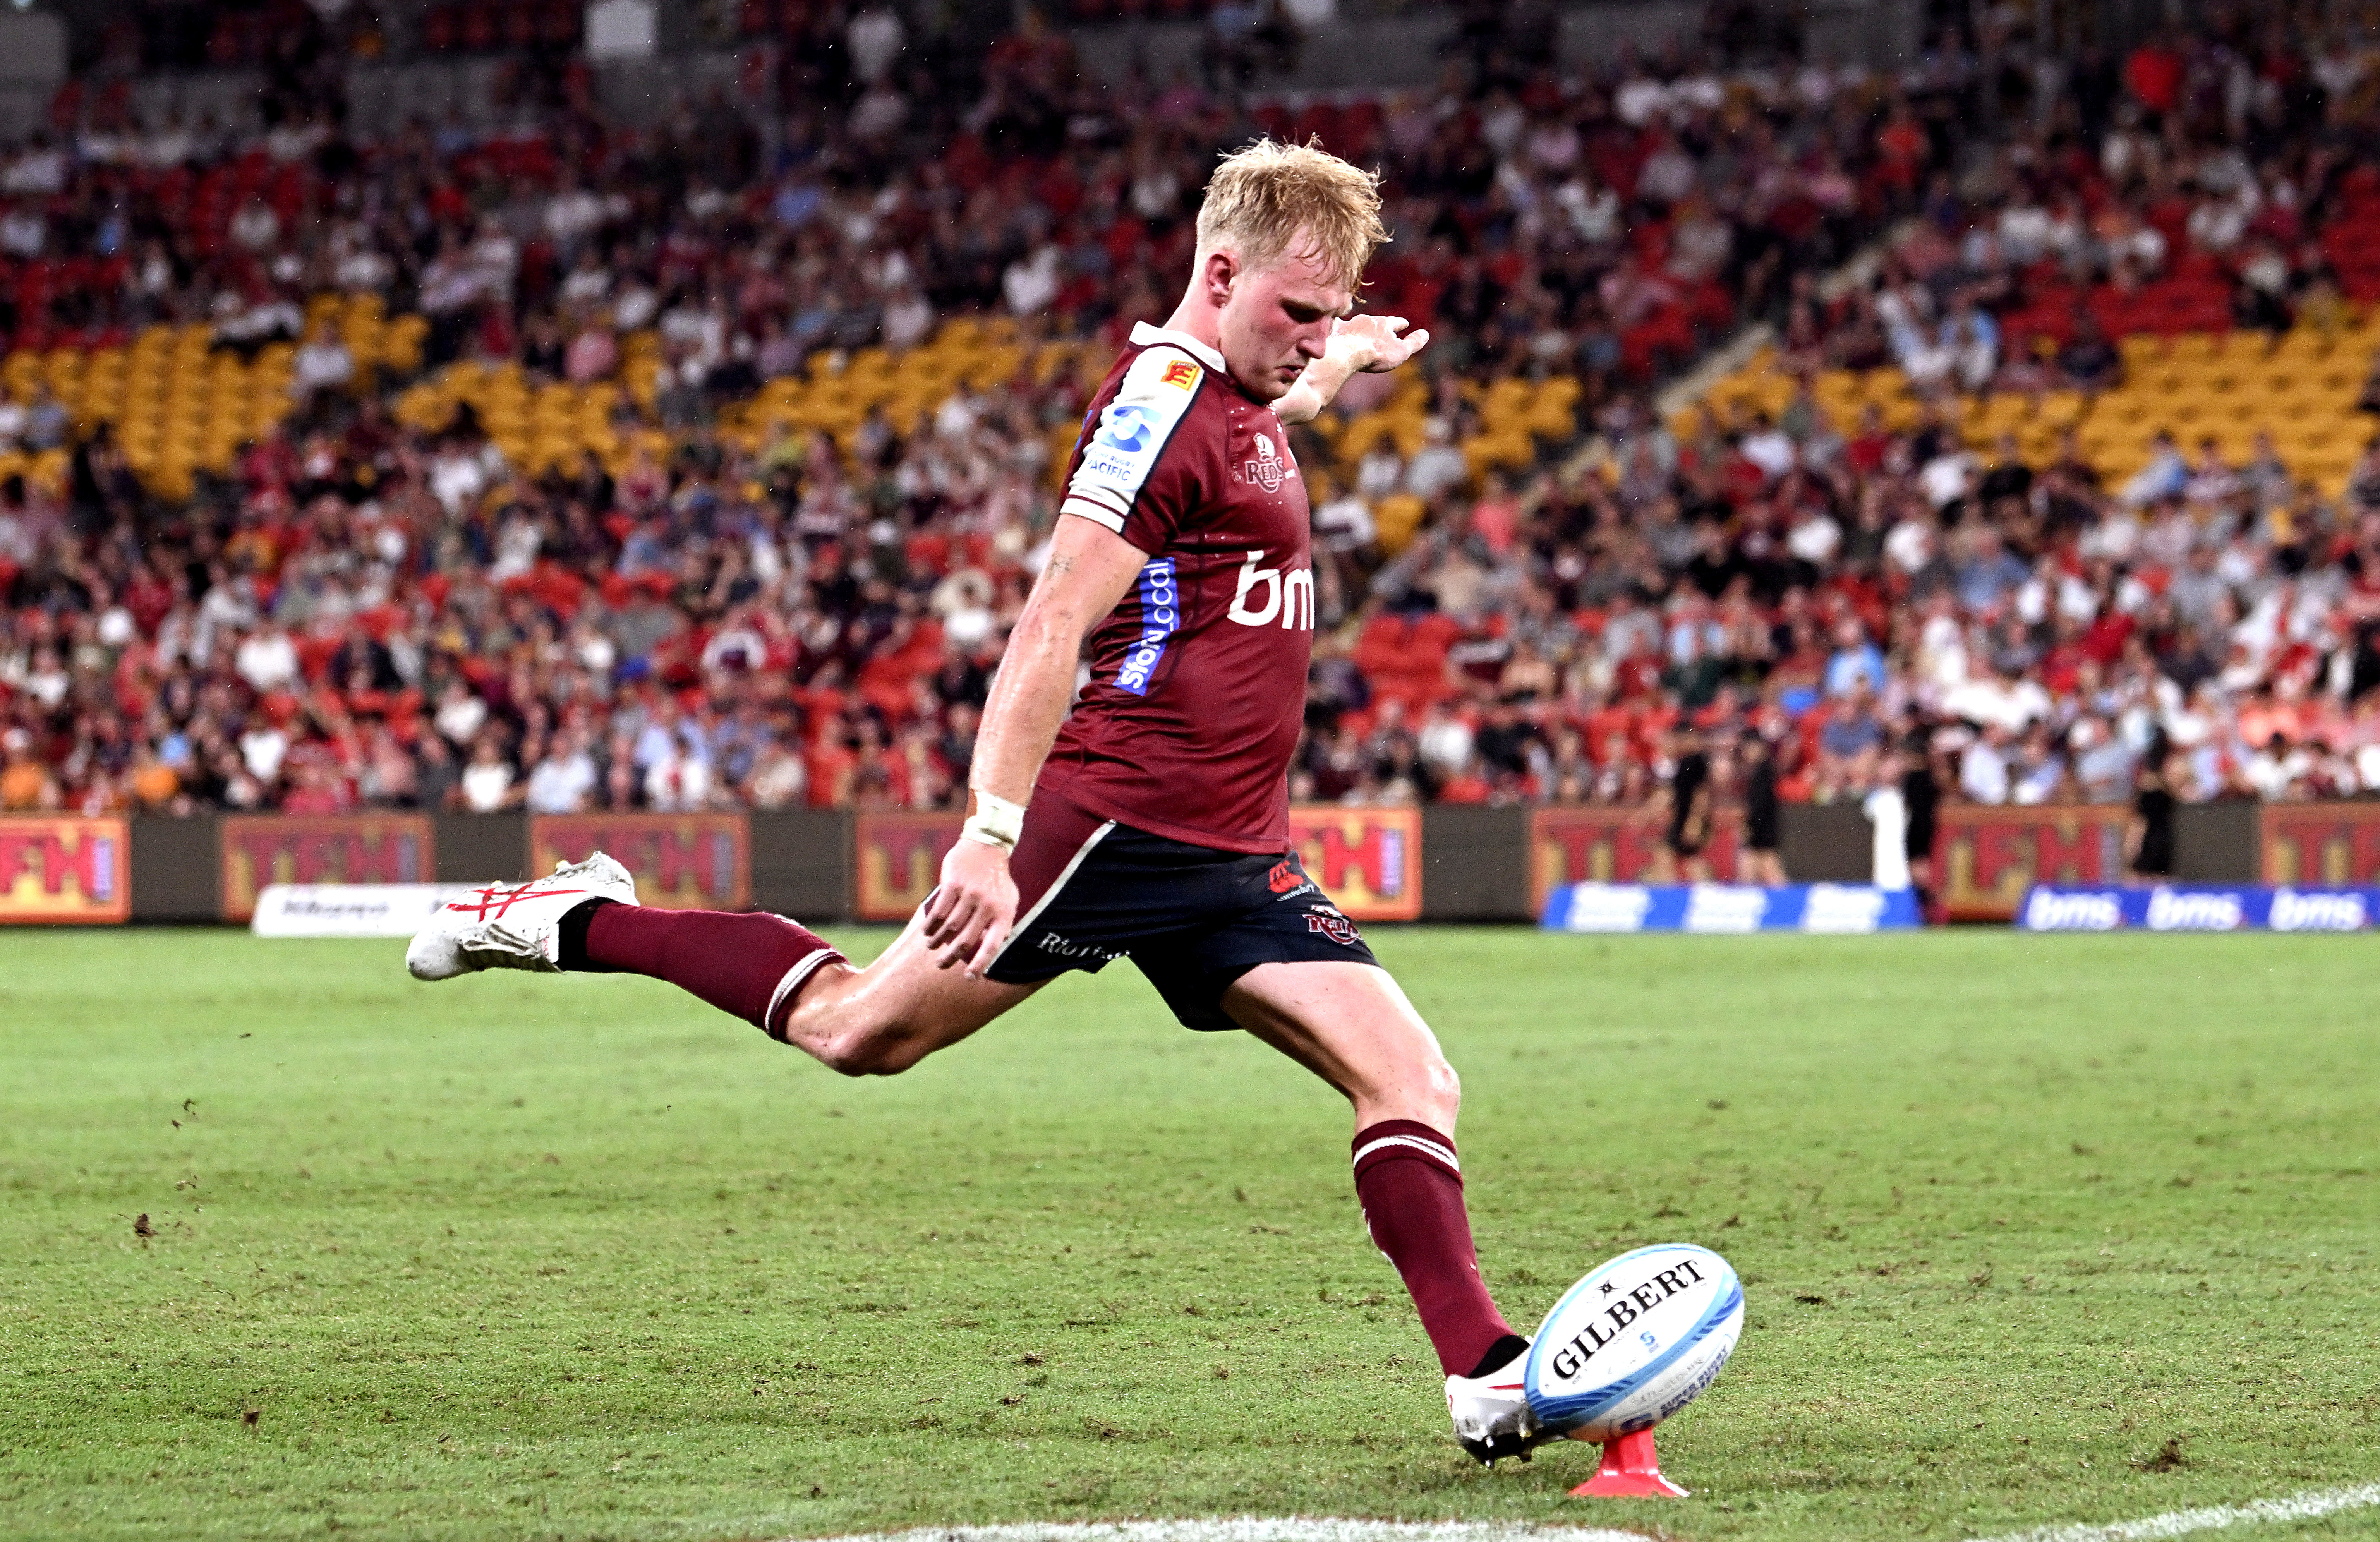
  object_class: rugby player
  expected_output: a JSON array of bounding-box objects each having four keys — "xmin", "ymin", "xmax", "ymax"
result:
[{"xmin": 407, "ymin": 139, "xmax": 1547, "ymax": 1463}]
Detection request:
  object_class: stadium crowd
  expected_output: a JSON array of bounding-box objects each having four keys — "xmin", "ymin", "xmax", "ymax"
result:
[{"xmin": 2, "ymin": 3, "xmax": 2380, "ymax": 830}]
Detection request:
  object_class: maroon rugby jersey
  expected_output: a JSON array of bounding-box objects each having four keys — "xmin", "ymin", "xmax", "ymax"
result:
[{"xmin": 1038, "ymin": 322, "xmax": 1313, "ymax": 853}]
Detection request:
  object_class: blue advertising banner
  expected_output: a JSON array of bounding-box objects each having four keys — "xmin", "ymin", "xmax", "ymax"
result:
[
  {"xmin": 2016, "ymin": 884, "xmax": 2380, "ymax": 932},
  {"xmin": 1540, "ymin": 882, "xmax": 1924, "ymax": 934}
]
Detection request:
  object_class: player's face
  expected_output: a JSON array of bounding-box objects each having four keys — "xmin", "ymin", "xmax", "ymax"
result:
[{"xmin": 1219, "ymin": 241, "xmax": 1351, "ymax": 401}]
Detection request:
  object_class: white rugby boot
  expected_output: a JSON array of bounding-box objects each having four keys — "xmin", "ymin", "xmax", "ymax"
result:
[
  {"xmin": 1447, "ymin": 1337, "xmax": 1553, "ymax": 1465},
  {"xmin": 406, "ymin": 852, "xmax": 638, "ymax": 981}
]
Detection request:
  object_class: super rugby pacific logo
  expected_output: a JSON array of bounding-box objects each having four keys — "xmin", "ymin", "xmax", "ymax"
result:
[
  {"xmin": 1095, "ymin": 403, "xmax": 1156, "ymax": 455},
  {"xmin": 1080, "ymin": 401, "xmax": 1162, "ymax": 482},
  {"xmin": 1114, "ymin": 558, "xmax": 1179, "ymax": 696}
]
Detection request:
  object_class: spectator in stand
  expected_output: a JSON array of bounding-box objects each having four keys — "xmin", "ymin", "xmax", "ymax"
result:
[
  {"xmin": 2057, "ymin": 316, "xmax": 2124, "ymax": 392},
  {"xmin": 1959, "ymin": 725, "xmax": 2013, "ymax": 805},
  {"xmin": 291, "ymin": 321, "xmax": 356, "ymax": 413},
  {"xmin": 458, "ymin": 736, "xmax": 520, "ymax": 813},
  {"xmin": 0, "ymin": 726, "xmax": 57, "ymax": 809},
  {"xmin": 525, "ymin": 729, "xmax": 599, "ymax": 814}
]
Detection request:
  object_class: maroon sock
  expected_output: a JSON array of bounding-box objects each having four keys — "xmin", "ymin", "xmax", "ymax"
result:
[
  {"xmin": 571, "ymin": 903, "xmax": 843, "ymax": 1039},
  {"xmin": 1352, "ymin": 1120, "xmax": 1516, "ymax": 1377}
]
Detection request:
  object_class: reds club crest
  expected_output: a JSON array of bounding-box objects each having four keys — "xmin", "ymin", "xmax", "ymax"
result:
[
  {"xmin": 1243, "ymin": 431, "xmax": 1293, "ymax": 492},
  {"xmin": 1306, "ymin": 908, "xmax": 1361, "ymax": 945}
]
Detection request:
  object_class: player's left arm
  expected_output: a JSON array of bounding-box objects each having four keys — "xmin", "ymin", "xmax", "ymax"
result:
[{"xmin": 1273, "ymin": 314, "xmax": 1432, "ymax": 425}]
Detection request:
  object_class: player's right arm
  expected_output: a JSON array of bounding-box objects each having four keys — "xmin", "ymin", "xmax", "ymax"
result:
[
  {"xmin": 1273, "ymin": 314, "xmax": 1430, "ymax": 425},
  {"xmin": 921, "ymin": 344, "xmax": 1210, "ymax": 977},
  {"xmin": 921, "ymin": 517, "xmax": 1146, "ymax": 976}
]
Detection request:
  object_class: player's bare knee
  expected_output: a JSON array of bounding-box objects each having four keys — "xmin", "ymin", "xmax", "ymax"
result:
[
  {"xmin": 810, "ymin": 1006, "xmax": 922, "ymax": 1077},
  {"xmin": 1359, "ymin": 1046, "xmax": 1460, "ymax": 1129},
  {"xmin": 816, "ymin": 1027, "xmax": 909, "ymax": 1077},
  {"xmin": 1421, "ymin": 1055, "xmax": 1462, "ymax": 1127}
]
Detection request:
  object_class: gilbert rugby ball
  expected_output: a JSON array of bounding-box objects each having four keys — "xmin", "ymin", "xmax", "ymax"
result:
[{"xmin": 1523, "ymin": 1243, "xmax": 1743, "ymax": 1442}]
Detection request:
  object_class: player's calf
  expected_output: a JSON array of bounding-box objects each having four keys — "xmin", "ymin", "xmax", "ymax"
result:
[
  {"xmin": 1352, "ymin": 1122, "xmax": 1542, "ymax": 1464},
  {"xmin": 774, "ymin": 919, "xmax": 1037, "ymax": 1075},
  {"xmin": 407, "ymin": 849, "xmax": 850, "ymax": 1040},
  {"xmin": 1228, "ymin": 963, "xmax": 1529, "ymax": 1458},
  {"xmin": 558, "ymin": 899, "xmax": 845, "ymax": 1040},
  {"xmin": 1351, "ymin": 1120, "xmax": 1517, "ymax": 1376}
]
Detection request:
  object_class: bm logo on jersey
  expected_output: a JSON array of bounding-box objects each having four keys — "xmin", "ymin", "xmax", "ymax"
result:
[{"xmin": 1228, "ymin": 549, "xmax": 1315, "ymax": 631}]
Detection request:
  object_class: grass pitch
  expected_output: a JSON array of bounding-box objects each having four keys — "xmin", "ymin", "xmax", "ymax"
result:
[{"xmin": 2, "ymin": 926, "xmax": 2377, "ymax": 1542}]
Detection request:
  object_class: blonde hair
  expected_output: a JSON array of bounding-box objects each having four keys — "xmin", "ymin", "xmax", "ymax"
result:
[{"xmin": 1196, "ymin": 138, "xmax": 1388, "ymax": 292}]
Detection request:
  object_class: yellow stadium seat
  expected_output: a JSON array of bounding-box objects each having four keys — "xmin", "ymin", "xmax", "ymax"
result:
[{"xmin": 1373, "ymin": 492, "xmax": 1426, "ymax": 555}]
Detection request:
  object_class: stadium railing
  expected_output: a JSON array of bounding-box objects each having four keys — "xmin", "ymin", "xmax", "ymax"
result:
[{"xmin": 0, "ymin": 800, "xmax": 2301, "ymax": 927}]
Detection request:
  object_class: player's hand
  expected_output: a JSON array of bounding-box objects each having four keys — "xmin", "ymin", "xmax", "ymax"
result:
[
  {"xmin": 921, "ymin": 837, "xmax": 1018, "ymax": 979},
  {"xmin": 1326, "ymin": 314, "xmax": 1431, "ymax": 375}
]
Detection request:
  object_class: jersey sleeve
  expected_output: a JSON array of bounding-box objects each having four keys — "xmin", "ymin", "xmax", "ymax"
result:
[{"xmin": 1061, "ymin": 346, "xmax": 1210, "ymax": 552}]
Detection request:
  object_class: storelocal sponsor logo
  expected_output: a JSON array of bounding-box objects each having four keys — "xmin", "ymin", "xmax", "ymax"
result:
[{"xmin": 1114, "ymin": 558, "xmax": 1179, "ymax": 696}]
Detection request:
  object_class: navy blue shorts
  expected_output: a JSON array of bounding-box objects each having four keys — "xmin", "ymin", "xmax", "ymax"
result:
[{"xmin": 983, "ymin": 792, "xmax": 1379, "ymax": 1031}]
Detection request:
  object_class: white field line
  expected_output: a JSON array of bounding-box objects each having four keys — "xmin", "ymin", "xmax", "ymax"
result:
[
  {"xmin": 807, "ymin": 1522, "xmax": 1647, "ymax": 1542},
  {"xmin": 1966, "ymin": 1481, "xmax": 2380, "ymax": 1542},
  {"xmin": 792, "ymin": 1480, "xmax": 2380, "ymax": 1542}
]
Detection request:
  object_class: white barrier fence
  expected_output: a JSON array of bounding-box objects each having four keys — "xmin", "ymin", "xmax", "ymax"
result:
[{"xmin": 250, "ymin": 883, "xmax": 491, "ymax": 938}]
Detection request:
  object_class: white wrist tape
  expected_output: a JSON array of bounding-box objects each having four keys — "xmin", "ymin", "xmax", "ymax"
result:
[{"xmin": 960, "ymin": 790, "xmax": 1026, "ymax": 852}]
